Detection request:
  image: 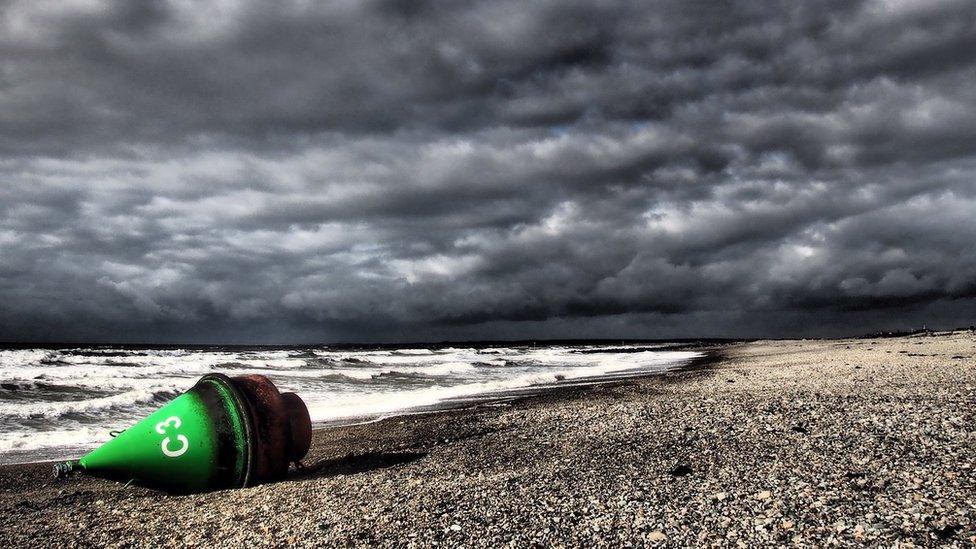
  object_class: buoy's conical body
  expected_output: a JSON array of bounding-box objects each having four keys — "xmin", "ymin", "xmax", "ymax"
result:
[{"xmin": 63, "ymin": 373, "xmax": 311, "ymax": 494}]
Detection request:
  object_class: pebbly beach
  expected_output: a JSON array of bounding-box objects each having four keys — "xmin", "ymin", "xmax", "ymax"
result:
[{"xmin": 1, "ymin": 332, "xmax": 974, "ymax": 547}]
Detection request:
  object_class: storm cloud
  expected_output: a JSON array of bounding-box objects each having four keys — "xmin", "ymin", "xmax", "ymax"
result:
[{"xmin": 2, "ymin": 0, "xmax": 976, "ymax": 343}]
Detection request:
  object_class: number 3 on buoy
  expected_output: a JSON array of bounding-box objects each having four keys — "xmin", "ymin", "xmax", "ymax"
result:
[{"xmin": 154, "ymin": 416, "xmax": 189, "ymax": 458}]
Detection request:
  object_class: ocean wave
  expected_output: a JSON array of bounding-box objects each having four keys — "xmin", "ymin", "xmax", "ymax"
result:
[
  {"xmin": 0, "ymin": 345, "xmax": 701, "ymax": 462},
  {"xmin": 392, "ymin": 349, "xmax": 437, "ymax": 356},
  {"xmin": 0, "ymin": 385, "xmax": 183, "ymax": 420},
  {"xmin": 60, "ymin": 349, "xmax": 152, "ymax": 357},
  {"xmin": 0, "ymin": 380, "xmax": 118, "ymax": 402},
  {"xmin": 304, "ymin": 350, "xmax": 701, "ymax": 423},
  {"xmin": 0, "ymin": 425, "xmax": 121, "ymax": 458}
]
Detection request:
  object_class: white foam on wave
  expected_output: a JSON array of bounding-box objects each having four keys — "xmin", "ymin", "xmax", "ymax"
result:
[
  {"xmin": 0, "ymin": 349, "xmax": 51, "ymax": 369},
  {"xmin": 304, "ymin": 350, "xmax": 701, "ymax": 422},
  {"xmin": 253, "ymin": 360, "xmax": 479, "ymax": 381},
  {"xmin": 394, "ymin": 349, "xmax": 437, "ymax": 355},
  {"xmin": 0, "ymin": 425, "xmax": 115, "ymax": 457},
  {"xmin": 0, "ymin": 345, "xmax": 702, "ymax": 462},
  {"xmin": 411, "ymin": 361, "xmax": 478, "ymax": 376},
  {"xmin": 0, "ymin": 384, "xmax": 181, "ymax": 419}
]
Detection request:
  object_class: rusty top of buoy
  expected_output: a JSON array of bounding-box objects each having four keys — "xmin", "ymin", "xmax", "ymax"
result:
[{"xmin": 228, "ymin": 374, "xmax": 312, "ymax": 484}]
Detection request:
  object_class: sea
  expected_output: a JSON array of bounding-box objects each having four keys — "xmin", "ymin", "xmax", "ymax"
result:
[{"xmin": 0, "ymin": 342, "xmax": 703, "ymax": 464}]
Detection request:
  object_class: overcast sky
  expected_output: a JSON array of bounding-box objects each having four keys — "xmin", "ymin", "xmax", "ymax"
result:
[{"xmin": 2, "ymin": 0, "xmax": 976, "ymax": 343}]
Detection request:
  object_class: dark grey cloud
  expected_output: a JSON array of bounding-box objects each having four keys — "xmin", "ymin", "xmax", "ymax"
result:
[{"xmin": 2, "ymin": 0, "xmax": 976, "ymax": 343}]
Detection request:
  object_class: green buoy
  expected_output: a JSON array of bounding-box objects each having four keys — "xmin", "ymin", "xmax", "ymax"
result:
[{"xmin": 53, "ymin": 373, "xmax": 312, "ymax": 494}]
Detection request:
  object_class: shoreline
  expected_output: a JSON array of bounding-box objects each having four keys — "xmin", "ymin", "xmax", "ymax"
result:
[
  {"xmin": 2, "ymin": 334, "xmax": 974, "ymax": 546},
  {"xmin": 0, "ymin": 347, "xmax": 717, "ymax": 467},
  {"xmin": 310, "ymin": 345, "xmax": 720, "ymax": 428},
  {"xmin": 0, "ymin": 346, "xmax": 724, "ymax": 470}
]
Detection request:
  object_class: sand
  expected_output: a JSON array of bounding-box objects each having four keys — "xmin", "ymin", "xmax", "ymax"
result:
[{"xmin": 1, "ymin": 332, "xmax": 974, "ymax": 547}]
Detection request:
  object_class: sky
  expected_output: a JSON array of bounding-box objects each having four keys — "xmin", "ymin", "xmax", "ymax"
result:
[{"xmin": 2, "ymin": 0, "xmax": 976, "ymax": 344}]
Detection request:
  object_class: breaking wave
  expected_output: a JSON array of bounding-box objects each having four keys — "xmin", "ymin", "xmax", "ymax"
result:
[{"xmin": 0, "ymin": 343, "xmax": 700, "ymax": 463}]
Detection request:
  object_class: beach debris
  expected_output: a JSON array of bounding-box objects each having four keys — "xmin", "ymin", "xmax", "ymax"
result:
[{"xmin": 52, "ymin": 373, "xmax": 311, "ymax": 494}]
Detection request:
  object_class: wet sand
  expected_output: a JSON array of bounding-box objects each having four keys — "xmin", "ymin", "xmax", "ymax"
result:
[{"xmin": 1, "ymin": 333, "xmax": 974, "ymax": 547}]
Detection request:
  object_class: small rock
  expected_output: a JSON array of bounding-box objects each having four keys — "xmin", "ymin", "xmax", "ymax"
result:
[
  {"xmin": 756, "ymin": 490, "xmax": 772, "ymax": 500},
  {"xmin": 670, "ymin": 463, "xmax": 693, "ymax": 477},
  {"xmin": 647, "ymin": 531, "xmax": 667, "ymax": 542},
  {"xmin": 933, "ymin": 523, "xmax": 961, "ymax": 540}
]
